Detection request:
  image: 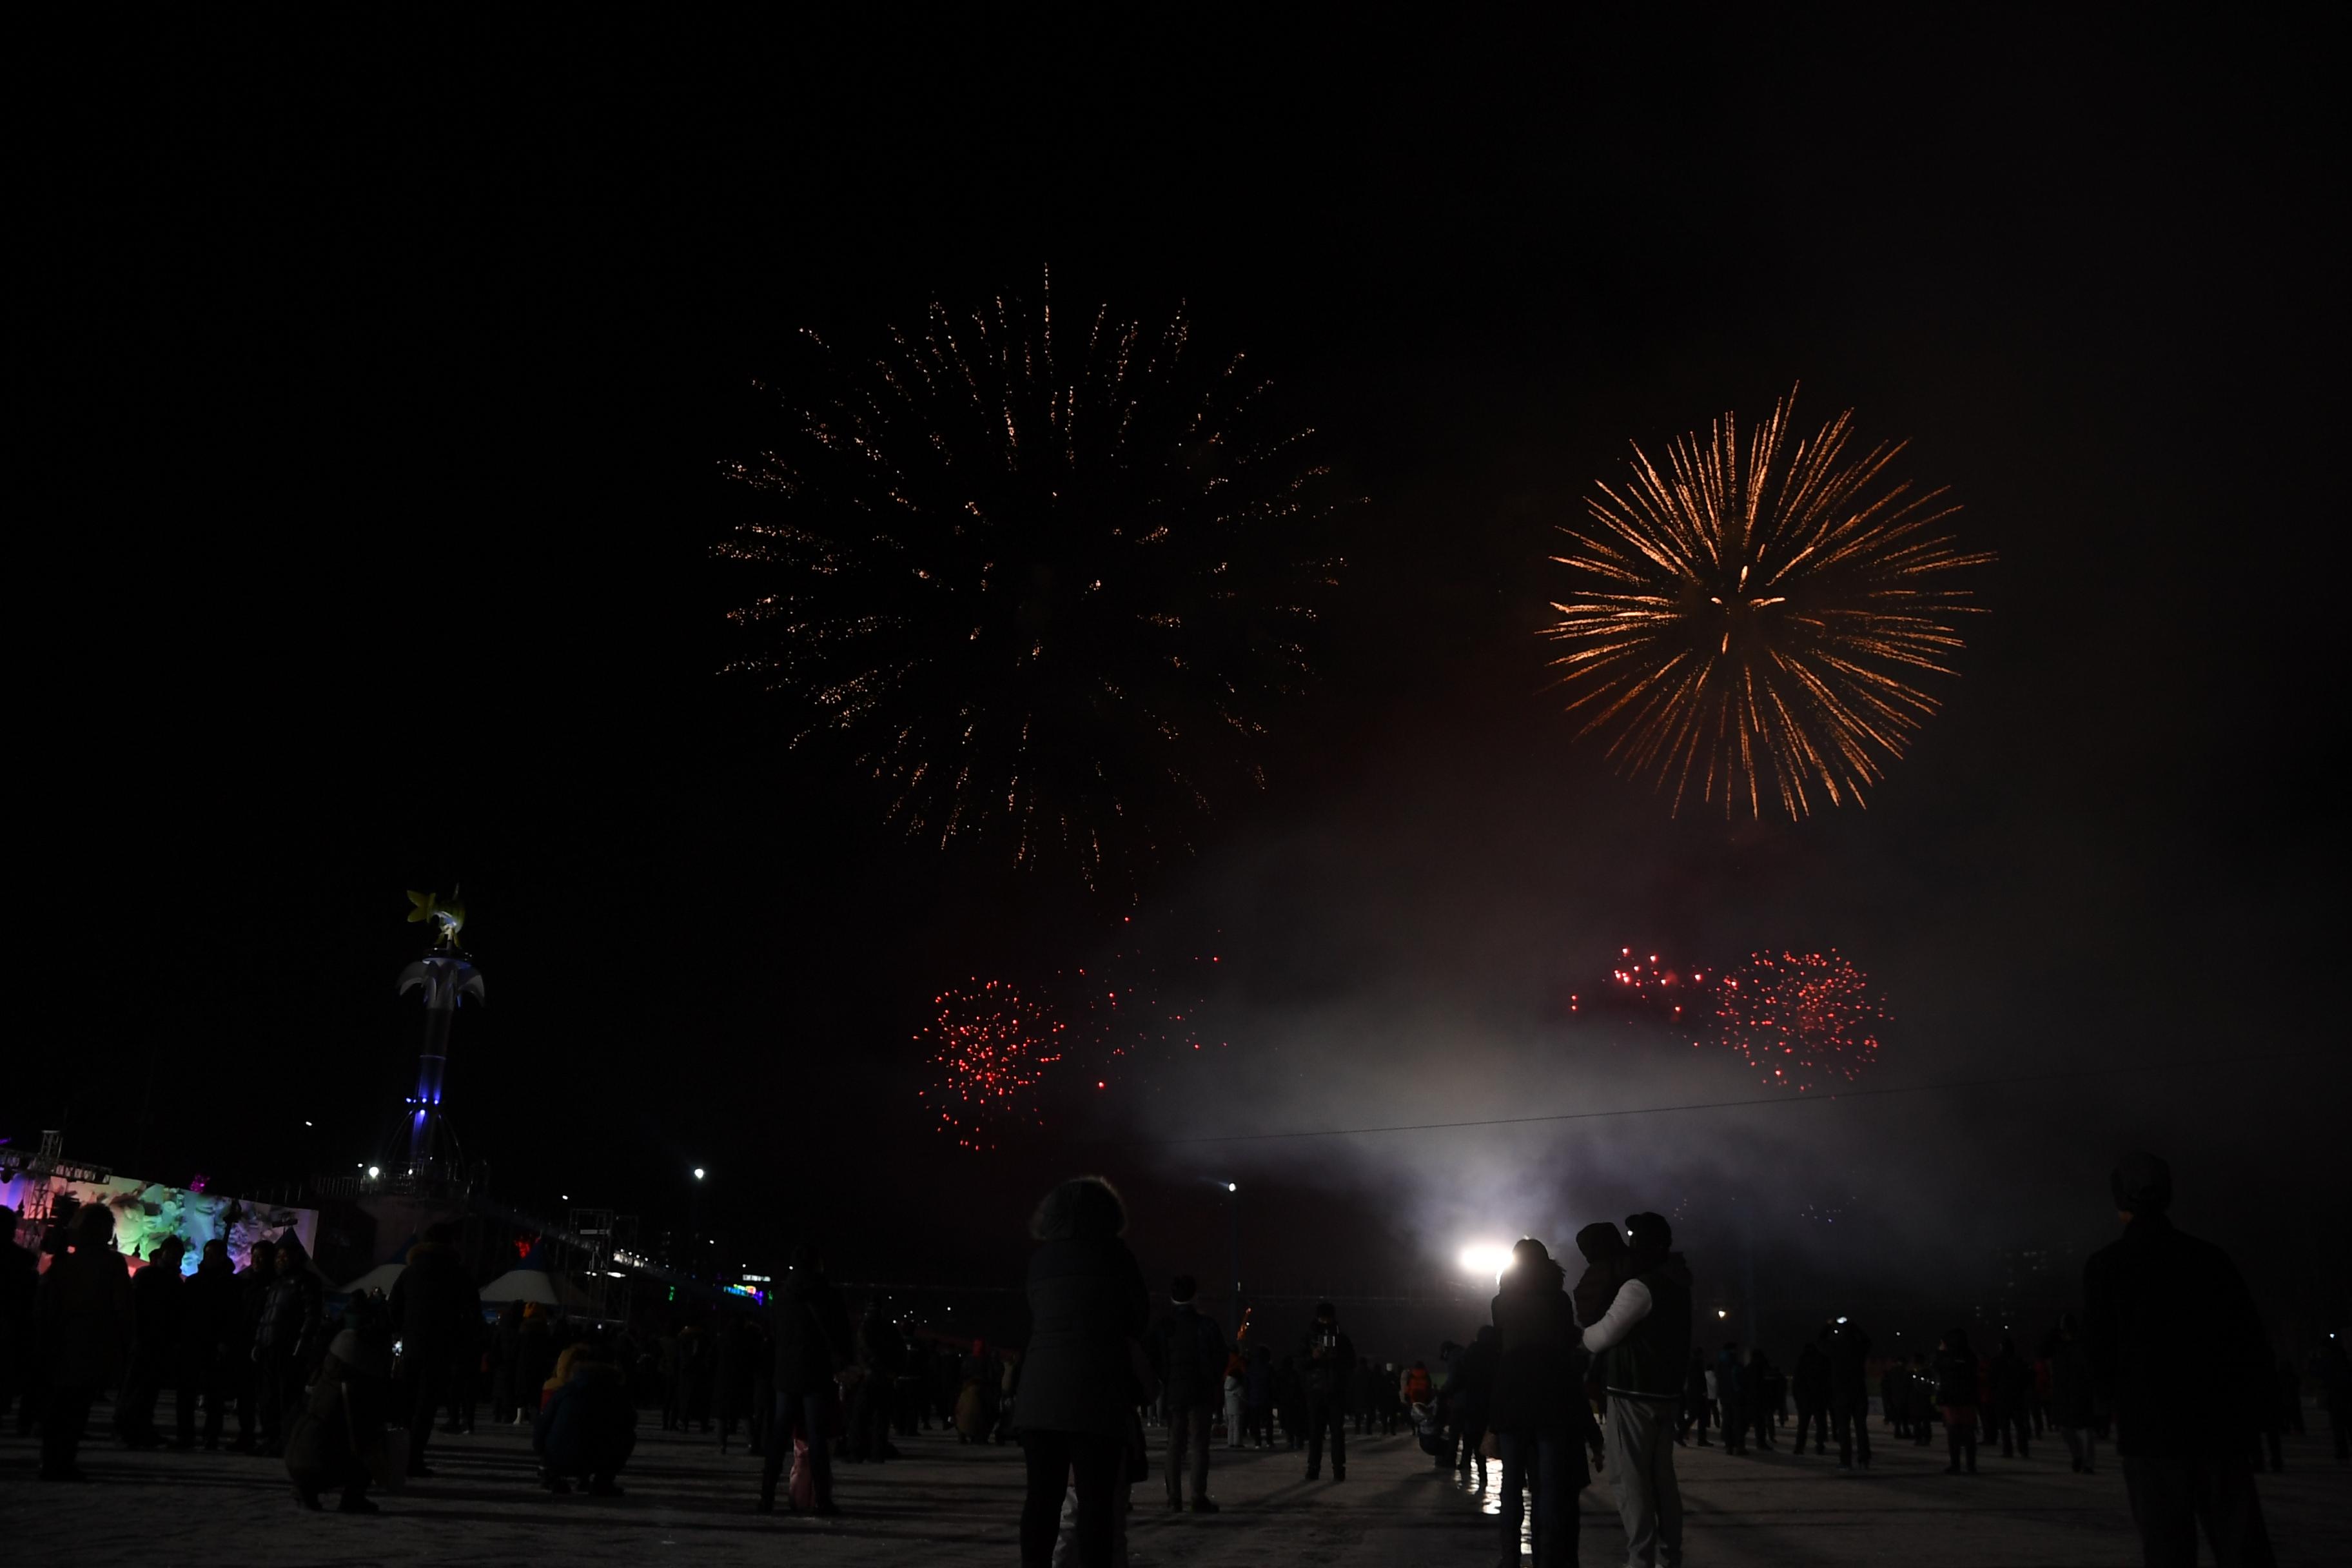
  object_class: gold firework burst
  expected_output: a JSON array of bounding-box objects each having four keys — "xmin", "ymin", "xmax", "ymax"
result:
[{"xmin": 1544, "ymin": 386, "xmax": 1991, "ymax": 818}]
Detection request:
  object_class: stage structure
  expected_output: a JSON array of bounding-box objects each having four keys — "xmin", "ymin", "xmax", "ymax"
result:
[{"xmin": 394, "ymin": 888, "xmax": 484, "ymax": 1180}]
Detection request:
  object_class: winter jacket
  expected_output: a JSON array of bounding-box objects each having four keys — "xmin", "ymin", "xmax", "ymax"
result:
[
  {"xmin": 1485, "ymin": 1255, "xmax": 1583, "ymax": 1438},
  {"xmin": 1450, "ymin": 1327, "xmax": 1500, "ymax": 1428},
  {"xmin": 1683, "ymin": 1353, "xmax": 1709, "ymax": 1406},
  {"xmin": 1570, "ymin": 1222, "xmax": 1631, "ymax": 1330},
  {"xmin": 1299, "ymin": 1323, "xmax": 1357, "ymax": 1401},
  {"xmin": 1793, "ymin": 1342, "xmax": 1830, "ymax": 1404},
  {"xmin": 387, "ymin": 1241, "xmax": 479, "ymax": 1358},
  {"xmin": 771, "ymin": 1271, "xmax": 854, "ymax": 1397},
  {"xmin": 2048, "ymin": 1340, "xmax": 2095, "ymax": 1427},
  {"xmin": 1826, "ymin": 1322, "xmax": 1871, "ymax": 1401},
  {"xmin": 1246, "ymin": 1352, "xmax": 1273, "ymax": 1407},
  {"xmin": 35, "ymin": 1240, "xmax": 135, "ymax": 1388},
  {"xmin": 131, "ymin": 1259, "xmax": 185, "ymax": 1362},
  {"xmin": 1147, "ymin": 1304, "xmax": 1228, "ymax": 1409},
  {"xmin": 534, "ymin": 1358, "xmax": 638, "ymax": 1476},
  {"xmin": 1713, "ymin": 1348, "xmax": 1745, "ymax": 1409},
  {"xmin": 1017, "ymin": 1227, "xmax": 1149, "ymax": 1438},
  {"xmin": 1934, "ymin": 1346, "xmax": 1979, "ymax": 1407},
  {"xmin": 284, "ymin": 1365, "xmax": 383, "ymax": 1493},
  {"xmin": 1988, "ymin": 1344, "xmax": 2032, "ymax": 1406},
  {"xmin": 255, "ymin": 1263, "xmax": 325, "ymax": 1367},
  {"xmin": 181, "ymin": 1255, "xmax": 239, "ymax": 1376},
  {"xmin": 2082, "ymin": 1213, "xmax": 2273, "ymax": 1456},
  {"xmin": 1582, "ymin": 1251, "xmax": 1692, "ymax": 1400}
]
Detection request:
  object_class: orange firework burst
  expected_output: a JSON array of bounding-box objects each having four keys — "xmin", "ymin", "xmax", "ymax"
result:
[
  {"xmin": 1543, "ymin": 387, "xmax": 1992, "ymax": 818},
  {"xmin": 916, "ymin": 980, "xmax": 1065, "ymax": 1152}
]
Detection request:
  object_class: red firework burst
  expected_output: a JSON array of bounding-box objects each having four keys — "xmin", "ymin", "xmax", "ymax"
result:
[
  {"xmin": 1569, "ymin": 946, "xmax": 1714, "ymax": 1028},
  {"xmin": 1714, "ymin": 950, "xmax": 1887, "ymax": 1092},
  {"xmin": 916, "ymin": 979, "xmax": 1066, "ymax": 1150}
]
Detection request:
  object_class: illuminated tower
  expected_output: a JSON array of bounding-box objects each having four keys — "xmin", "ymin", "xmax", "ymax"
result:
[{"xmin": 396, "ymin": 890, "xmax": 484, "ymax": 1175}]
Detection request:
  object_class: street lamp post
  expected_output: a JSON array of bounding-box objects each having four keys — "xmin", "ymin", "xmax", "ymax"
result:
[{"xmin": 1224, "ymin": 1182, "xmax": 1242, "ymax": 1338}]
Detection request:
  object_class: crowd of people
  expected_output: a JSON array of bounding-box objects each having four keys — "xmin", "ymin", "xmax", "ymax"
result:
[{"xmin": 5, "ymin": 1150, "xmax": 2349, "ymax": 1568}]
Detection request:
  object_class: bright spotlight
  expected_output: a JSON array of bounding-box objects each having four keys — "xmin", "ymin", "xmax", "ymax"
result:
[
  {"xmin": 1226, "ymin": 1182, "xmax": 1239, "ymax": 1193},
  {"xmin": 692, "ymin": 1167, "xmax": 706, "ymax": 1181},
  {"xmin": 1458, "ymin": 1243, "xmax": 1513, "ymax": 1277},
  {"xmin": 366, "ymin": 1166, "xmax": 380, "ymax": 1179}
]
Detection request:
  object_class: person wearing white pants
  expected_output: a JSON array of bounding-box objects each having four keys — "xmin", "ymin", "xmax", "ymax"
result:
[{"xmin": 1580, "ymin": 1212, "xmax": 1693, "ymax": 1568}]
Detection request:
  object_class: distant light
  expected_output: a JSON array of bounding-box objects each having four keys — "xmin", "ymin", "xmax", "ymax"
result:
[
  {"xmin": 367, "ymin": 1166, "xmax": 381, "ymax": 1179},
  {"xmin": 1716, "ymin": 1308, "xmax": 1729, "ymax": 1320},
  {"xmin": 304, "ymin": 1120, "xmax": 313, "ymax": 1127},
  {"xmin": 1836, "ymin": 1315, "xmax": 1848, "ymax": 1324},
  {"xmin": 1458, "ymin": 1243, "xmax": 1513, "ymax": 1277},
  {"xmin": 1226, "ymin": 1182, "xmax": 1239, "ymax": 1193},
  {"xmin": 692, "ymin": 1167, "xmax": 706, "ymax": 1180}
]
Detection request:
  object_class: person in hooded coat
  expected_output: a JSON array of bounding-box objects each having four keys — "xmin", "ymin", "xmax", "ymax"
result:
[
  {"xmin": 1489, "ymin": 1238, "xmax": 1602, "ymax": 1568},
  {"xmin": 1014, "ymin": 1176, "xmax": 1148, "ymax": 1568},
  {"xmin": 1791, "ymin": 1333, "xmax": 1831, "ymax": 1457},
  {"xmin": 1676, "ymin": 1348, "xmax": 1710, "ymax": 1446},
  {"xmin": 181, "ymin": 1237, "xmax": 239, "ymax": 1448},
  {"xmin": 1246, "ymin": 1344, "xmax": 1275, "ymax": 1447},
  {"xmin": 254, "ymin": 1235, "xmax": 326, "ymax": 1457},
  {"xmin": 35, "ymin": 1203, "xmax": 135, "ymax": 1481},
  {"xmin": 512, "ymin": 1303, "xmax": 556, "ymax": 1426},
  {"xmin": 1451, "ymin": 1324, "xmax": 1499, "ymax": 1486},
  {"xmin": 1987, "ymin": 1335, "xmax": 2033, "ymax": 1459},
  {"xmin": 1298, "ymin": 1301, "xmax": 1356, "ymax": 1482},
  {"xmin": 1580, "ymin": 1212, "xmax": 1691, "ymax": 1568},
  {"xmin": 285, "ymin": 1317, "xmax": 390, "ymax": 1513},
  {"xmin": 534, "ymin": 1344, "xmax": 636, "ymax": 1493},
  {"xmin": 1144, "ymin": 1272, "xmax": 1226, "ymax": 1511},
  {"xmin": 1934, "ymin": 1328, "xmax": 1981, "ymax": 1475},
  {"xmin": 760, "ymin": 1243, "xmax": 854, "ymax": 1516},
  {"xmin": 119, "ymin": 1237, "xmax": 186, "ymax": 1447},
  {"xmin": 2083, "ymin": 1151, "xmax": 2276, "ymax": 1565},
  {"xmin": 1714, "ymin": 1342, "xmax": 1746, "ymax": 1456},
  {"xmin": 387, "ymin": 1220, "xmax": 479, "ymax": 1476},
  {"xmin": 716, "ymin": 1313, "xmax": 757, "ymax": 1454},
  {"xmin": 226, "ymin": 1231, "xmax": 277, "ymax": 1450},
  {"xmin": 2046, "ymin": 1313, "xmax": 2098, "ymax": 1474},
  {"xmin": 1825, "ymin": 1317, "xmax": 1872, "ymax": 1471},
  {"xmin": 0, "ymin": 1205, "xmax": 37, "ymax": 1433}
]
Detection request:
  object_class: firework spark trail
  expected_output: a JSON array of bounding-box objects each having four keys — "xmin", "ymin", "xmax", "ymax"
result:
[
  {"xmin": 1061, "ymin": 927, "xmax": 1226, "ymax": 1090},
  {"xmin": 1543, "ymin": 387, "xmax": 1992, "ymax": 819},
  {"xmin": 1714, "ymin": 949, "xmax": 1888, "ymax": 1093},
  {"xmin": 916, "ymin": 979, "xmax": 1066, "ymax": 1151},
  {"xmin": 719, "ymin": 272, "xmax": 1354, "ymax": 892}
]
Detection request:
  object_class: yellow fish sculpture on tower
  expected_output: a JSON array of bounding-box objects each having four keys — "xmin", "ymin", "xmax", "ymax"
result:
[{"xmin": 406, "ymin": 888, "xmax": 467, "ymax": 950}]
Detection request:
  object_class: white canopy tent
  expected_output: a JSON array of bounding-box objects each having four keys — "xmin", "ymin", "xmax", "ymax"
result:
[
  {"xmin": 339, "ymin": 1262, "xmax": 407, "ymax": 1297},
  {"xmin": 476, "ymin": 1267, "xmax": 561, "ymax": 1306}
]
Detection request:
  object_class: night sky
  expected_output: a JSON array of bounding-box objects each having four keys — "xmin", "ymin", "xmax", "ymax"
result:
[{"xmin": 26, "ymin": 14, "xmax": 2346, "ymax": 1348}]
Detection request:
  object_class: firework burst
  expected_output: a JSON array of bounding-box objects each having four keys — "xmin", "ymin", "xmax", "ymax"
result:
[
  {"xmin": 916, "ymin": 979, "xmax": 1066, "ymax": 1150},
  {"xmin": 719, "ymin": 272, "xmax": 1353, "ymax": 892},
  {"xmin": 1714, "ymin": 950, "xmax": 1888, "ymax": 1092},
  {"xmin": 1543, "ymin": 387, "xmax": 1991, "ymax": 818},
  {"xmin": 1061, "ymin": 928, "xmax": 1226, "ymax": 1091}
]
